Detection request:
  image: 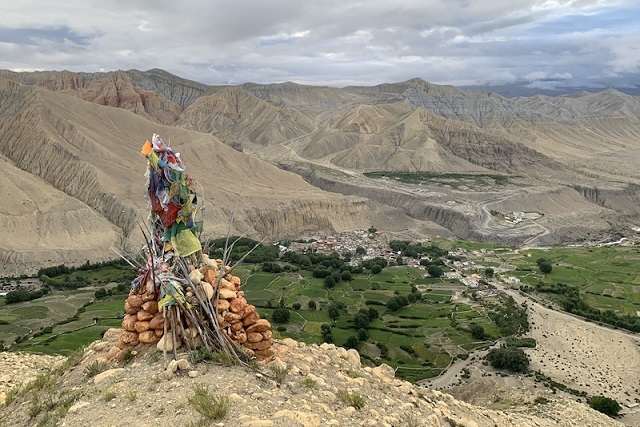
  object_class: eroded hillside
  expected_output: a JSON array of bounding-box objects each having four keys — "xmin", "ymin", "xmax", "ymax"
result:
[{"xmin": 2, "ymin": 69, "xmax": 640, "ymax": 268}]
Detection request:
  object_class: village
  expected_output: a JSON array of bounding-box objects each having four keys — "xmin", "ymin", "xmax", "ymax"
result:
[{"xmin": 287, "ymin": 229, "xmax": 508, "ymax": 298}]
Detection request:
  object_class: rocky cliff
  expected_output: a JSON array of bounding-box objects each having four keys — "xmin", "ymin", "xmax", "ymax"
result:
[{"xmin": 0, "ymin": 333, "xmax": 623, "ymax": 427}]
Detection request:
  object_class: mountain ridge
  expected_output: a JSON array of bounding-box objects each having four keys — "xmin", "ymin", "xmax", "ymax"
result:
[{"xmin": 2, "ymin": 69, "xmax": 640, "ymax": 273}]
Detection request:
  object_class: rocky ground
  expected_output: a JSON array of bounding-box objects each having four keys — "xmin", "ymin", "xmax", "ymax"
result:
[
  {"xmin": 0, "ymin": 351, "xmax": 64, "ymax": 404},
  {"xmin": 0, "ymin": 329, "xmax": 624, "ymax": 427}
]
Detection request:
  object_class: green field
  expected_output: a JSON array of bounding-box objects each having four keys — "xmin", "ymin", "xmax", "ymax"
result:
[
  {"xmin": 0, "ymin": 286, "xmax": 124, "ymax": 354},
  {"xmin": 500, "ymin": 246, "xmax": 640, "ymax": 316},
  {"xmin": 240, "ymin": 265, "xmax": 508, "ymax": 381}
]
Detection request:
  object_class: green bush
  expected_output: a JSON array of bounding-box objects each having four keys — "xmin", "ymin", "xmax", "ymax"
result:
[
  {"xmin": 588, "ymin": 396, "xmax": 621, "ymax": 417},
  {"xmin": 486, "ymin": 347, "xmax": 529, "ymax": 373}
]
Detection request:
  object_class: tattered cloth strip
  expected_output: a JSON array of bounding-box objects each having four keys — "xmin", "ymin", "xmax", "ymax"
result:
[{"xmin": 142, "ymin": 133, "xmax": 201, "ymax": 256}]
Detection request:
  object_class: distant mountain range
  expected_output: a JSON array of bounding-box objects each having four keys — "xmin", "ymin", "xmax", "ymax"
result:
[{"xmin": 2, "ymin": 68, "xmax": 640, "ymax": 275}]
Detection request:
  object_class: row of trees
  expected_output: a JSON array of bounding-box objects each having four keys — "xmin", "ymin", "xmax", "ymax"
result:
[
  {"xmin": 208, "ymin": 237, "xmax": 279, "ymax": 264},
  {"xmin": 5, "ymin": 287, "xmax": 50, "ymax": 304},
  {"xmin": 524, "ymin": 281, "xmax": 640, "ymax": 332},
  {"xmin": 36, "ymin": 259, "xmax": 130, "ymax": 278}
]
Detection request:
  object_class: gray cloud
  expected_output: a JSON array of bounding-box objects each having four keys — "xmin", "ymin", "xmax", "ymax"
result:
[{"xmin": 1, "ymin": 0, "xmax": 638, "ymax": 92}]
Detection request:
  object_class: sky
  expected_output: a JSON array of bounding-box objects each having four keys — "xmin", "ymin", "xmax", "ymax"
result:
[{"xmin": 1, "ymin": 0, "xmax": 639, "ymax": 92}]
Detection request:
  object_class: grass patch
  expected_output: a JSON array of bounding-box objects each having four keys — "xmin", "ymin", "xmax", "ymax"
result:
[
  {"xmin": 189, "ymin": 383, "xmax": 230, "ymax": 420},
  {"xmin": 337, "ymin": 389, "xmax": 366, "ymax": 409}
]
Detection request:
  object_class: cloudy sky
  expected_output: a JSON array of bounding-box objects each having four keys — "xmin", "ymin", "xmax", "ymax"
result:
[{"xmin": 2, "ymin": 0, "xmax": 639, "ymax": 92}]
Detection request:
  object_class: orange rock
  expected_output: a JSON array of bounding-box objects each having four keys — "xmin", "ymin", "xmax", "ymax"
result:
[
  {"xmin": 138, "ymin": 330, "xmax": 159, "ymax": 344},
  {"xmin": 235, "ymin": 331, "xmax": 247, "ymax": 343},
  {"xmin": 231, "ymin": 275, "xmax": 241, "ymax": 287},
  {"xmin": 242, "ymin": 312, "xmax": 259, "ymax": 327},
  {"xmin": 204, "ymin": 269, "xmax": 217, "ymax": 285},
  {"xmin": 142, "ymin": 301, "xmax": 158, "ymax": 314},
  {"xmin": 142, "ymin": 293, "xmax": 156, "ymax": 302},
  {"xmin": 237, "ymin": 290, "xmax": 244, "ymax": 297},
  {"xmin": 254, "ymin": 348, "xmax": 275, "ymax": 360},
  {"xmin": 261, "ymin": 330, "xmax": 273, "ymax": 341},
  {"xmin": 220, "ymin": 278, "xmax": 234, "ymax": 290},
  {"xmin": 247, "ymin": 332, "xmax": 263, "ymax": 343},
  {"xmin": 243, "ymin": 304, "xmax": 256, "ymax": 317},
  {"xmin": 229, "ymin": 297, "xmax": 247, "ymax": 313},
  {"xmin": 216, "ymin": 299, "xmax": 231, "ymax": 312},
  {"xmin": 121, "ymin": 331, "xmax": 139, "ymax": 345},
  {"xmin": 247, "ymin": 319, "xmax": 271, "ymax": 333},
  {"xmin": 244, "ymin": 338, "xmax": 273, "ymax": 351},
  {"xmin": 219, "ymin": 288, "xmax": 236, "ymax": 300},
  {"xmin": 137, "ymin": 310, "xmax": 154, "ymax": 321},
  {"xmin": 217, "ymin": 314, "xmax": 225, "ymax": 324},
  {"xmin": 224, "ymin": 312, "xmax": 242, "ymax": 322},
  {"xmin": 154, "ymin": 328, "xmax": 163, "ymax": 337},
  {"xmin": 149, "ymin": 313, "xmax": 164, "ymax": 330},
  {"xmin": 124, "ymin": 300, "xmax": 139, "ymax": 315},
  {"xmin": 127, "ymin": 294, "xmax": 143, "ymax": 308},
  {"xmin": 231, "ymin": 321, "xmax": 244, "ymax": 332},
  {"xmin": 122, "ymin": 314, "xmax": 138, "ymax": 332},
  {"xmin": 135, "ymin": 321, "xmax": 150, "ymax": 333}
]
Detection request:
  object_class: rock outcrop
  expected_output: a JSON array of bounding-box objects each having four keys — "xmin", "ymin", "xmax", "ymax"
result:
[{"xmin": 0, "ymin": 336, "xmax": 624, "ymax": 426}]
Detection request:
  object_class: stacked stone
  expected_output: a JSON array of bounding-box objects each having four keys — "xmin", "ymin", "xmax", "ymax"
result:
[
  {"xmin": 187, "ymin": 255, "xmax": 274, "ymax": 360},
  {"xmin": 118, "ymin": 254, "xmax": 273, "ymax": 360}
]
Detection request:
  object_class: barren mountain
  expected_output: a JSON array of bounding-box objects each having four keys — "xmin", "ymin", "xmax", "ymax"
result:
[
  {"xmin": 0, "ymin": 77, "xmax": 375, "ymax": 276},
  {"xmin": 2, "ymin": 69, "xmax": 640, "ymax": 271}
]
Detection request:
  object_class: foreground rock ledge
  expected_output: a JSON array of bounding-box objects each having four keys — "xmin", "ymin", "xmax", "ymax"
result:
[{"xmin": 0, "ymin": 333, "xmax": 623, "ymax": 427}]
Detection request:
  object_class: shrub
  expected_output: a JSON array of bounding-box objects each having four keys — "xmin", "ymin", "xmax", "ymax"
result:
[
  {"xmin": 588, "ymin": 396, "xmax": 621, "ymax": 417},
  {"xmin": 470, "ymin": 325, "xmax": 486, "ymax": 340},
  {"xmin": 486, "ymin": 347, "xmax": 529, "ymax": 373},
  {"xmin": 307, "ymin": 300, "xmax": 317, "ymax": 310},
  {"xmin": 270, "ymin": 365, "xmax": 288, "ymax": 385},
  {"xmin": 292, "ymin": 302, "xmax": 301, "ymax": 310},
  {"xmin": 337, "ymin": 389, "xmax": 366, "ymax": 409},
  {"xmin": 189, "ymin": 384, "xmax": 230, "ymax": 420},
  {"xmin": 84, "ymin": 361, "xmax": 106, "ymax": 378},
  {"xmin": 345, "ymin": 336, "xmax": 359, "ymax": 349},
  {"xmin": 272, "ymin": 307, "xmax": 290, "ymax": 323}
]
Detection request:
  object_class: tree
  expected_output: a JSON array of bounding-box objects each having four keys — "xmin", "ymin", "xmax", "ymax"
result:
[
  {"xmin": 370, "ymin": 265, "xmax": 382, "ymax": 274},
  {"xmin": 486, "ymin": 347, "xmax": 529, "ymax": 373},
  {"xmin": 427, "ymin": 265, "xmax": 443, "ymax": 278},
  {"xmin": 324, "ymin": 276, "xmax": 336, "ymax": 289},
  {"xmin": 386, "ymin": 298, "xmax": 400, "ymax": 311},
  {"xmin": 354, "ymin": 313, "xmax": 370, "ymax": 330},
  {"xmin": 272, "ymin": 307, "xmax": 291, "ymax": 323},
  {"xmin": 470, "ymin": 324, "xmax": 486, "ymax": 340},
  {"xmin": 588, "ymin": 396, "xmax": 621, "ymax": 417},
  {"xmin": 328, "ymin": 306, "xmax": 340, "ymax": 321},
  {"xmin": 357, "ymin": 328, "xmax": 369, "ymax": 341},
  {"xmin": 367, "ymin": 226, "xmax": 377, "ymax": 233},
  {"xmin": 355, "ymin": 246, "xmax": 366, "ymax": 256},
  {"xmin": 94, "ymin": 288, "xmax": 108, "ymax": 299},
  {"xmin": 292, "ymin": 302, "xmax": 301, "ymax": 310},
  {"xmin": 341, "ymin": 270, "xmax": 352, "ymax": 281},
  {"xmin": 308, "ymin": 300, "xmax": 317, "ymax": 310},
  {"xmin": 321, "ymin": 323, "xmax": 332, "ymax": 336},
  {"xmin": 346, "ymin": 336, "xmax": 359, "ymax": 349},
  {"xmin": 484, "ymin": 267, "xmax": 494, "ymax": 277},
  {"xmin": 539, "ymin": 261, "xmax": 552, "ymax": 274},
  {"xmin": 367, "ymin": 307, "xmax": 379, "ymax": 321}
]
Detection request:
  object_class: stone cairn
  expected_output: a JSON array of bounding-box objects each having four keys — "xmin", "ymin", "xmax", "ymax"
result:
[{"xmin": 115, "ymin": 134, "xmax": 273, "ymax": 363}]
